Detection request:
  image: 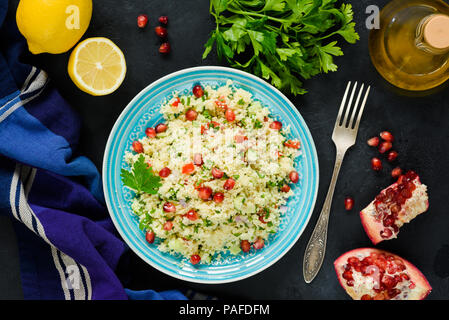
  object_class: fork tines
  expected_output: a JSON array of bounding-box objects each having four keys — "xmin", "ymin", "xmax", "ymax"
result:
[{"xmin": 336, "ymin": 82, "xmax": 371, "ymax": 131}]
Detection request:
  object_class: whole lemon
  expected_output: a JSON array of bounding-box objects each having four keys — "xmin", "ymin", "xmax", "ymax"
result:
[{"xmin": 16, "ymin": 0, "xmax": 92, "ymax": 54}]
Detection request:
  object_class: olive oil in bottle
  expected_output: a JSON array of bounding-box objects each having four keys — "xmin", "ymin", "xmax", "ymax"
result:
[{"xmin": 369, "ymin": 0, "xmax": 449, "ymax": 91}]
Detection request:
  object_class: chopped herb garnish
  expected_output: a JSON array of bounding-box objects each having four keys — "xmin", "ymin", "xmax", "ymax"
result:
[{"xmin": 121, "ymin": 155, "xmax": 162, "ymax": 194}]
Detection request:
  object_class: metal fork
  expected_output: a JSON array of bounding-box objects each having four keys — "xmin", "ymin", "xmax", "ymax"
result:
[{"xmin": 303, "ymin": 82, "xmax": 371, "ymax": 283}]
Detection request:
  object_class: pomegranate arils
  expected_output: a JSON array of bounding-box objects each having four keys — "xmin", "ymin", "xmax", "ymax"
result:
[
  {"xmin": 155, "ymin": 26, "xmax": 168, "ymax": 38},
  {"xmin": 344, "ymin": 197, "xmax": 354, "ymax": 211},
  {"xmin": 158, "ymin": 16, "xmax": 168, "ymax": 25},
  {"xmin": 387, "ymin": 150, "xmax": 398, "ymax": 162},
  {"xmin": 391, "ymin": 167, "xmax": 402, "ymax": 179},
  {"xmin": 371, "ymin": 157, "xmax": 382, "ymax": 171},
  {"xmin": 137, "ymin": 14, "xmax": 148, "ymax": 28},
  {"xmin": 159, "ymin": 42, "xmax": 171, "ymax": 54},
  {"xmin": 367, "ymin": 136, "xmax": 380, "ymax": 147},
  {"xmin": 380, "ymin": 131, "xmax": 394, "ymax": 142},
  {"xmin": 192, "ymin": 85, "xmax": 204, "ymax": 98},
  {"xmin": 145, "ymin": 231, "xmax": 155, "ymax": 244},
  {"xmin": 241, "ymin": 240, "xmax": 251, "ymax": 252},
  {"xmin": 190, "ymin": 254, "xmax": 201, "ymax": 265},
  {"xmin": 379, "ymin": 141, "xmax": 393, "ymax": 154},
  {"xmin": 132, "ymin": 141, "xmax": 144, "ymax": 153}
]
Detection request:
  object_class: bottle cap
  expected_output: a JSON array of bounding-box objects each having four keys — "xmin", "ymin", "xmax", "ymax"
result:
[{"xmin": 424, "ymin": 14, "xmax": 449, "ymax": 50}]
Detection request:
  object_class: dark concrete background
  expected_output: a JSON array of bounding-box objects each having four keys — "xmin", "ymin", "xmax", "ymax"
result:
[{"xmin": 1, "ymin": 0, "xmax": 449, "ymax": 299}]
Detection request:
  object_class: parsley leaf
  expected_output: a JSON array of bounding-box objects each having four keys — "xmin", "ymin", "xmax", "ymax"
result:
[{"xmin": 121, "ymin": 155, "xmax": 162, "ymax": 194}]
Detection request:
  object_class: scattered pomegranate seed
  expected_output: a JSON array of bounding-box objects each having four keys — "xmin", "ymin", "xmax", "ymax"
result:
[
  {"xmin": 193, "ymin": 153, "xmax": 203, "ymax": 166},
  {"xmin": 185, "ymin": 109, "xmax": 198, "ymax": 121},
  {"xmin": 344, "ymin": 197, "xmax": 354, "ymax": 211},
  {"xmin": 159, "ymin": 42, "xmax": 170, "ymax": 54},
  {"xmin": 145, "ymin": 127, "xmax": 156, "ymax": 138},
  {"xmin": 253, "ymin": 238, "xmax": 264, "ymax": 250},
  {"xmin": 155, "ymin": 26, "xmax": 168, "ymax": 38},
  {"xmin": 387, "ymin": 150, "xmax": 398, "ymax": 162},
  {"xmin": 371, "ymin": 157, "xmax": 382, "ymax": 171},
  {"xmin": 190, "ymin": 254, "xmax": 201, "ymax": 265},
  {"xmin": 289, "ymin": 171, "xmax": 299, "ymax": 183},
  {"xmin": 379, "ymin": 141, "xmax": 393, "ymax": 154},
  {"xmin": 145, "ymin": 230, "xmax": 155, "ymax": 244},
  {"xmin": 380, "ymin": 131, "xmax": 394, "ymax": 142},
  {"xmin": 391, "ymin": 167, "xmax": 402, "ymax": 179},
  {"xmin": 367, "ymin": 137, "xmax": 380, "ymax": 147},
  {"xmin": 213, "ymin": 192, "xmax": 224, "ymax": 203},
  {"xmin": 159, "ymin": 167, "xmax": 171, "ymax": 177},
  {"xmin": 137, "ymin": 14, "xmax": 148, "ymax": 28},
  {"xmin": 163, "ymin": 202, "xmax": 176, "ymax": 213},
  {"xmin": 185, "ymin": 209, "xmax": 198, "ymax": 221},
  {"xmin": 155, "ymin": 123, "xmax": 168, "ymax": 133},
  {"xmin": 223, "ymin": 178, "xmax": 236, "ymax": 190},
  {"xmin": 225, "ymin": 109, "xmax": 236, "ymax": 122},
  {"xmin": 281, "ymin": 184, "xmax": 291, "ymax": 193},
  {"xmin": 158, "ymin": 16, "xmax": 168, "ymax": 25},
  {"xmin": 241, "ymin": 240, "xmax": 251, "ymax": 252},
  {"xmin": 269, "ymin": 121, "xmax": 282, "ymax": 130},
  {"xmin": 192, "ymin": 85, "xmax": 204, "ymax": 98},
  {"xmin": 182, "ymin": 163, "xmax": 195, "ymax": 175},
  {"xmin": 198, "ymin": 186, "xmax": 213, "ymax": 200},
  {"xmin": 132, "ymin": 141, "xmax": 143, "ymax": 153},
  {"xmin": 163, "ymin": 220, "xmax": 173, "ymax": 231},
  {"xmin": 211, "ymin": 168, "xmax": 224, "ymax": 179}
]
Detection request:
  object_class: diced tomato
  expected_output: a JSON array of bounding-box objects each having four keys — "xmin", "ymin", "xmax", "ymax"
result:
[
  {"xmin": 132, "ymin": 141, "xmax": 143, "ymax": 153},
  {"xmin": 208, "ymin": 121, "xmax": 220, "ymax": 129},
  {"xmin": 163, "ymin": 220, "xmax": 173, "ymax": 231},
  {"xmin": 223, "ymin": 178, "xmax": 236, "ymax": 190},
  {"xmin": 198, "ymin": 186, "xmax": 213, "ymax": 200},
  {"xmin": 159, "ymin": 167, "xmax": 171, "ymax": 178},
  {"xmin": 215, "ymin": 97, "xmax": 227, "ymax": 110},
  {"xmin": 190, "ymin": 254, "xmax": 201, "ymax": 265},
  {"xmin": 211, "ymin": 168, "xmax": 224, "ymax": 179},
  {"xmin": 284, "ymin": 140, "xmax": 300, "ymax": 149},
  {"xmin": 269, "ymin": 121, "xmax": 282, "ymax": 130},
  {"xmin": 201, "ymin": 125, "xmax": 207, "ymax": 135},
  {"xmin": 276, "ymin": 151, "xmax": 283, "ymax": 158},
  {"xmin": 182, "ymin": 163, "xmax": 195, "ymax": 175},
  {"xmin": 234, "ymin": 135, "xmax": 247, "ymax": 144},
  {"xmin": 225, "ymin": 109, "xmax": 236, "ymax": 122},
  {"xmin": 145, "ymin": 127, "xmax": 156, "ymax": 138},
  {"xmin": 163, "ymin": 202, "xmax": 176, "ymax": 213},
  {"xmin": 185, "ymin": 109, "xmax": 198, "ymax": 121},
  {"xmin": 263, "ymin": 117, "xmax": 269, "ymax": 122},
  {"xmin": 253, "ymin": 238, "xmax": 264, "ymax": 250},
  {"xmin": 145, "ymin": 231, "xmax": 155, "ymax": 244},
  {"xmin": 213, "ymin": 192, "xmax": 224, "ymax": 203},
  {"xmin": 184, "ymin": 209, "xmax": 199, "ymax": 221},
  {"xmin": 241, "ymin": 240, "xmax": 251, "ymax": 253},
  {"xmin": 193, "ymin": 153, "xmax": 203, "ymax": 166},
  {"xmin": 171, "ymin": 97, "xmax": 180, "ymax": 107},
  {"xmin": 258, "ymin": 214, "xmax": 267, "ymax": 224}
]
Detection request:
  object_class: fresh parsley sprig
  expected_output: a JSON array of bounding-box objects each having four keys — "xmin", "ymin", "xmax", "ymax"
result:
[
  {"xmin": 203, "ymin": 0, "xmax": 359, "ymax": 95},
  {"xmin": 121, "ymin": 155, "xmax": 162, "ymax": 194}
]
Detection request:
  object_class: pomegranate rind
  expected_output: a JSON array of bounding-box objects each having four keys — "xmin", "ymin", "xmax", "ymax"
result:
[
  {"xmin": 334, "ymin": 248, "xmax": 432, "ymax": 300},
  {"xmin": 360, "ymin": 176, "xmax": 428, "ymax": 245}
]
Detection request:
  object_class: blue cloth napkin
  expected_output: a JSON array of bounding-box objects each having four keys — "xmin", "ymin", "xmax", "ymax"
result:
[{"xmin": 0, "ymin": 0, "xmax": 186, "ymax": 300}]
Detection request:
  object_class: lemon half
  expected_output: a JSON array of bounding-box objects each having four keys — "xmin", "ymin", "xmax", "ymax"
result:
[{"xmin": 68, "ymin": 37, "xmax": 127, "ymax": 96}]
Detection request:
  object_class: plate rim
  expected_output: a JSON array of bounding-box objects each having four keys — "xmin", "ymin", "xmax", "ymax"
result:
[{"xmin": 102, "ymin": 66, "xmax": 319, "ymax": 284}]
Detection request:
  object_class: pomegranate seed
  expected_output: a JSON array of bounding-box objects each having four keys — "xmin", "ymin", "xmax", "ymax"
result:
[
  {"xmin": 367, "ymin": 137, "xmax": 380, "ymax": 147},
  {"xmin": 387, "ymin": 150, "xmax": 398, "ymax": 162},
  {"xmin": 371, "ymin": 157, "xmax": 382, "ymax": 171},
  {"xmin": 269, "ymin": 121, "xmax": 282, "ymax": 130},
  {"xmin": 344, "ymin": 197, "xmax": 354, "ymax": 211},
  {"xmin": 145, "ymin": 127, "xmax": 156, "ymax": 138},
  {"xmin": 159, "ymin": 167, "xmax": 171, "ymax": 177},
  {"xmin": 137, "ymin": 14, "xmax": 148, "ymax": 28},
  {"xmin": 132, "ymin": 141, "xmax": 143, "ymax": 153},
  {"xmin": 163, "ymin": 202, "xmax": 176, "ymax": 213},
  {"xmin": 379, "ymin": 141, "xmax": 393, "ymax": 154},
  {"xmin": 159, "ymin": 42, "xmax": 170, "ymax": 54},
  {"xmin": 155, "ymin": 123, "xmax": 168, "ymax": 133},
  {"xmin": 155, "ymin": 26, "xmax": 168, "ymax": 38},
  {"xmin": 213, "ymin": 192, "xmax": 224, "ymax": 203},
  {"xmin": 198, "ymin": 186, "xmax": 212, "ymax": 200},
  {"xmin": 185, "ymin": 109, "xmax": 198, "ymax": 121},
  {"xmin": 158, "ymin": 16, "xmax": 168, "ymax": 25},
  {"xmin": 145, "ymin": 231, "xmax": 155, "ymax": 244},
  {"xmin": 163, "ymin": 220, "xmax": 173, "ymax": 231},
  {"xmin": 289, "ymin": 171, "xmax": 299, "ymax": 183},
  {"xmin": 241, "ymin": 240, "xmax": 251, "ymax": 252},
  {"xmin": 380, "ymin": 131, "xmax": 394, "ymax": 142},
  {"xmin": 225, "ymin": 109, "xmax": 236, "ymax": 122},
  {"xmin": 211, "ymin": 168, "xmax": 224, "ymax": 179},
  {"xmin": 391, "ymin": 167, "xmax": 402, "ymax": 179},
  {"xmin": 223, "ymin": 178, "xmax": 236, "ymax": 190},
  {"xmin": 193, "ymin": 153, "xmax": 203, "ymax": 166},
  {"xmin": 361, "ymin": 294, "xmax": 373, "ymax": 300},
  {"xmin": 190, "ymin": 254, "xmax": 201, "ymax": 265},
  {"xmin": 253, "ymin": 238, "xmax": 264, "ymax": 250},
  {"xmin": 185, "ymin": 209, "xmax": 198, "ymax": 221},
  {"xmin": 342, "ymin": 270, "xmax": 354, "ymax": 280},
  {"xmin": 380, "ymin": 228, "xmax": 393, "ymax": 238},
  {"xmin": 281, "ymin": 184, "xmax": 291, "ymax": 193},
  {"xmin": 192, "ymin": 85, "xmax": 204, "ymax": 98}
]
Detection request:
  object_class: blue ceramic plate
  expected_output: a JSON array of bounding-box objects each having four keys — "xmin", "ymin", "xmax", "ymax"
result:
[{"xmin": 103, "ymin": 67, "xmax": 319, "ymax": 283}]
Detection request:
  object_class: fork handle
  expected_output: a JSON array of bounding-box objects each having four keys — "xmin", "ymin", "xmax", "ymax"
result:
[{"xmin": 303, "ymin": 148, "xmax": 346, "ymax": 283}]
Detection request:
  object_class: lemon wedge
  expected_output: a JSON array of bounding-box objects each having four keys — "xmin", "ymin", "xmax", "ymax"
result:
[{"xmin": 68, "ymin": 37, "xmax": 126, "ymax": 96}]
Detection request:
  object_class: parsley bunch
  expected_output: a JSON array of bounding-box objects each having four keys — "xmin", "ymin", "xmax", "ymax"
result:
[
  {"xmin": 203, "ymin": 0, "xmax": 359, "ymax": 95},
  {"xmin": 121, "ymin": 155, "xmax": 162, "ymax": 195}
]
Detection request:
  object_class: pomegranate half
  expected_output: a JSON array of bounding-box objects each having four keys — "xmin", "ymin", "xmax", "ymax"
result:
[
  {"xmin": 360, "ymin": 171, "xmax": 428, "ymax": 245},
  {"xmin": 334, "ymin": 248, "xmax": 431, "ymax": 300}
]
